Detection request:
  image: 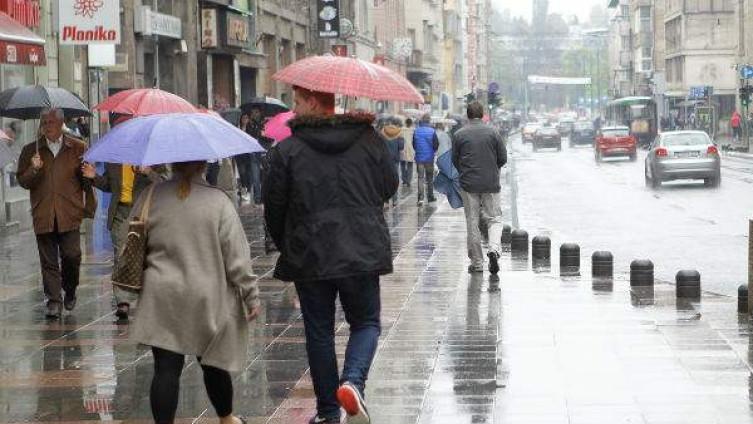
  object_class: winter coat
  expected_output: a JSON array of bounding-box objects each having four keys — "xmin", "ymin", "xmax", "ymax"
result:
[
  {"xmin": 401, "ymin": 127, "xmax": 415, "ymax": 162},
  {"xmin": 732, "ymin": 111, "xmax": 742, "ymax": 128},
  {"xmin": 381, "ymin": 125, "xmax": 404, "ymax": 164},
  {"xmin": 452, "ymin": 119, "xmax": 508, "ymax": 193},
  {"xmin": 16, "ymin": 135, "xmax": 93, "ymax": 235},
  {"xmin": 413, "ymin": 122, "xmax": 439, "ymax": 163},
  {"xmin": 263, "ymin": 113, "xmax": 398, "ymax": 282},
  {"xmin": 131, "ymin": 177, "xmax": 259, "ymax": 372}
]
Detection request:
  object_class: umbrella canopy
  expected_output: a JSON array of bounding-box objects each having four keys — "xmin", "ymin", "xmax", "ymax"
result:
[
  {"xmin": 240, "ymin": 97, "xmax": 289, "ymax": 117},
  {"xmin": 263, "ymin": 111, "xmax": 295, "ymax": 143},
  {"xmin": 84, "ymin": 113, "xmax": 265, "ymax": 166},
  {"xmin": 0, "ymin": 85, "xmax": 91, "ymax": 120},
  {"xmin": 273, "ymin": 55, "xmax": 424, "ymax": 104},
  {"xmin": 93, "ymin": 88, "xmax": 197, "ymax": 116}
]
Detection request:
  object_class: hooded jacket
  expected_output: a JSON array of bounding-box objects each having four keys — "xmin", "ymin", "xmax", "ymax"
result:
[{"xmin": 263, "ymin": 113, "xmax": 399, "ymax": 282}]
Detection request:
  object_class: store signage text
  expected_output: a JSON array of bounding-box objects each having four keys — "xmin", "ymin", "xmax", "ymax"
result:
[
  {"xmin": 201, "ymin": 9, "xmax": 218, "ymax": 48},
  {"xmin": 317, "ymin": 0, "xmax": 340, "ymax": 38},
  {"xmin": 0, "ymin": 0, "xmax": 40, "ymax": 28},
  {"xmin": 59, "ymin": 0, "xmax": 120, "ymax": 45},
  {"xmin": 225, "ymin": 13, "xmax": 250, "ymax": 48},
  {"xmin": 135, "ymin": 6, "xmax": 182, "ymax": 39}
]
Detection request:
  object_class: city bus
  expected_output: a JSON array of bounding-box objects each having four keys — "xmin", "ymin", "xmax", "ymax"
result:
[{"xmin": 605, "ymin": 96, "xmax": 658, "ymax": 147}]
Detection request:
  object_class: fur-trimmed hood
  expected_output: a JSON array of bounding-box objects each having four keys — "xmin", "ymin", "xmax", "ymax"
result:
[{"xmin": 288, "ymin": 113, "xmax": 376, "ymax": 154}]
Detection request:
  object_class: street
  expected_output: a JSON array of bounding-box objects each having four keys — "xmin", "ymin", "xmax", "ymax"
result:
[{"xmin": 510, "ymin": 132, "xmax": 753, "ymax": 296}]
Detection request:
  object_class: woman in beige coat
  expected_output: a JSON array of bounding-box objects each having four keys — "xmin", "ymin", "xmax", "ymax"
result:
[{"xmin": 131, "ymin": 161, "xmax": 260, "ymax": 424}]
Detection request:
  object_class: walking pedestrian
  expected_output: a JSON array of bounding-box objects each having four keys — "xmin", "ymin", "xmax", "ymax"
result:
[
  {"xmin": 131, "ymin": 161, "xmax": 260, "ymax": 424},
  {"xmin": 452, "ymin": 102, "xmax": 508, "ymax": 275},
  {"xmin": 400, "ymin": 118, "xmax": 415, "ymax": 187},
  {"xmin": 235, "ymin": 114, "xmax": 253, "ymax": 202},
  {"xmin": 381, "ymin": 118, "xmax": 404, "ymax": 208},
  {"xmin": 731, "ymin": 110, "xmax": 742, "ymax": 142},
  {"xmin": 264, "ymin": 85, "xmax": 398, "ymax": 424},
  {"xmin": 245, "ymin": 108, "xmax": 267, "ymax": 206},
  {"xmin": 16, "ymin": 109, "xmax": 94, "ymax": 319},
  {"xmin": 80, "ymin": 114, "xmax": 167, "ymax": 321},
  {"xmin": 413, "ymin": 114, "xmax": 439, "ymax": 205}
]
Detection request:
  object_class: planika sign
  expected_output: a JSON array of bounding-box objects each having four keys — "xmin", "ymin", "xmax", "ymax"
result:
[{"xmin": 59, "ymin": 0, "xmax": 121, "ymax": 45}]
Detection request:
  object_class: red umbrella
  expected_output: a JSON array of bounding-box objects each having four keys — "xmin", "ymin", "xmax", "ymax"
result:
[
  {"xmin": 93, "ymin": 88, "xmax": 197, "ymax": 116},
  {"xmin": 273, "ymin": 55, "xmax": 424, "ymax": 104}
]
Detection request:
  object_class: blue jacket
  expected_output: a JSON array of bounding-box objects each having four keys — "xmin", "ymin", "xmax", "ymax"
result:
[{"xmin": 412, "ymin": 123, "xmax": 439, "ymax": 164}]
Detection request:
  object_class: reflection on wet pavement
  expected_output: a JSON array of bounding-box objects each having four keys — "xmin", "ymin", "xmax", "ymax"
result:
[{"xmin": 1, "ymin": 180, "xmax": 753, "ymax": 423}]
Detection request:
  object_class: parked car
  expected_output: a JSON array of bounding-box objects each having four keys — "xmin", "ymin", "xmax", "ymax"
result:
[
  {"xmin": 533, "ymin": 126, "xmax": 562, "ymax": 152},
  {"xmin": 644, "ymin": 131, "xmax": 721, "ymax": 188},
  {"xmin": 571, "ymin": 121, "xmax": 595, "ymax": 146},
  {"xmin": 594, "ymin": 126, "xmax": 636, "ymax": 162},
  {"xmin": 557, "ymin": 118, "xmax": 575, "ymax": 137},
  {"xmin": 522, "ymin": 122, "xmax": 541, "ymax": 143}
]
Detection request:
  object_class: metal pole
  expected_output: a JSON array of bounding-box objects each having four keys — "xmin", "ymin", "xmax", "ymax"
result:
[
  {"xmin": 153, "ymin": 0, "xmax": 159, "ymax": 88},
  {"xmin": 596, "ymin": 45, "xmax": 600, "ymax": 116},
  {"xmin": 749, "ymin": 219, "xmax": 753, "ymax": 315}
]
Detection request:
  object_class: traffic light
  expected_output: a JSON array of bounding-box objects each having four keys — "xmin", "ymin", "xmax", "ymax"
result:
[{"xmin": 741, "ymin": 86, "xmax": 751, "ymax": 108}]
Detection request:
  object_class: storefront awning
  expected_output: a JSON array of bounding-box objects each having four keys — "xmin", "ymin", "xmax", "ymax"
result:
[{"xmin": 0, "ymin": 12, "xmax": 45, "ymax": 66}]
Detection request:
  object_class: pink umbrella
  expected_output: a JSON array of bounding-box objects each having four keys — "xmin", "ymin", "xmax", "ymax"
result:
[
  {"xmin": 273, "ymin": 55, "xmax": 424, "ymax": 104},
  {"xmin": 264, "ymin": 111, "xmax": 295, "ymax": 143}
]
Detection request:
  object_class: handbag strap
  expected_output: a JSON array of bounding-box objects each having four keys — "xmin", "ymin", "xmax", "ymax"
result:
[{"xmin": 140, "ymin": 183, "xmax": 158, "ymax": 232}]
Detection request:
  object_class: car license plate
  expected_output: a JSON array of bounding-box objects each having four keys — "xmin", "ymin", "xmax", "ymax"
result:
[{"xmin": 674, "ymin": 151, "xmax": 700, "ymax": 158}]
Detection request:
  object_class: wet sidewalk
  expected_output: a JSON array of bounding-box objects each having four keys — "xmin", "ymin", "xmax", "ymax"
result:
[{"xmin": 0, "ymin": 182, "xmax": 752, "ymax": 424}]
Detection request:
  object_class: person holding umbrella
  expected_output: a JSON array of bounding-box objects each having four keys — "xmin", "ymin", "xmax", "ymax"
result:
[
  {"xmin": 264, "ymin": 86, "xmax": 398, "ymax": 424},
  {"xmin": 84, "ymin": 112, "xmax": 263, "ymax": 424},
  {"xmin": 80, "ymin": 114, "xmax": 167, "ymax": 321},
  {"xmin": 16, "ymin": 109, "xmax": 92, "ymax": 319},
  {"xmin": 265, "ymin": 54, "xmax": 421, "ymax": 424}
]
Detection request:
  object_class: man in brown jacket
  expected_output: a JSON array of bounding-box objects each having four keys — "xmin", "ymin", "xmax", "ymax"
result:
[{"xmin": 16, "ymin": 108, "xmax": 91, "ymax": 319}]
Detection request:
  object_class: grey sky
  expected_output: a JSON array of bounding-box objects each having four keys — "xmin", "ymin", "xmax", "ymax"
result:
[{"xmin": 492, "ymin": 0, "xmax": 604, "ymax": 23}]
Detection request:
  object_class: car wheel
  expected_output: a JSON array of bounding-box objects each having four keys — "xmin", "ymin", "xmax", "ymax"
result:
[
  {"xmin": 706, "ymin": 170, "xmax": 721, "ymax": 188},
  {"xmin": 629, "ymin": 153, "xmax": 637, "ymax": 162},
  {"xmin": 532, "ymin": 142, "xmax": 538, "ymax": 152},
  {"xmin": 557, "ymin": 144, "xmax": 562, "ymax": 151}
]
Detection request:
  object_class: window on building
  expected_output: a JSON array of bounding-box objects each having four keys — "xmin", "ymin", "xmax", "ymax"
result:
[
  {"xmin": 642, "ymin": 46, "xmax": 652, "ymax": 58},
  {"xmin": 621, "ymin": 4, "xmax": 629, "ymax": 18},
  {"xmin": 666, "ymin": 59, "xmax": 673, "ymax": 82},
  {"xmin": 665, "ymin": 17, "xmax": 681, "ymax": 52},
  {"xmin": 622, "ymin": 35, "xmax": 631, "ymax": 49}
]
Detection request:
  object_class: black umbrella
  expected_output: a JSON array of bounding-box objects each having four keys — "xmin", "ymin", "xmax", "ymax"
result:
[
  {"xmin": 240, "ymin": 96, "xmax": 289, "ymax": 117},
  {"xmin": 0, "ymin": 85, "xmax": 91, "ymax": 120},
  {"xmin": 219, "ymin": 108, "xmax": 243, "ymax": 127}
]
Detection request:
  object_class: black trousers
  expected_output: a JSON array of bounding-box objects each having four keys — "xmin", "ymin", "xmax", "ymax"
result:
[
  {"xmin": 35, "ymin": 226, "xmax": 81, "ymax": 304},
  {"xmin": 150, "ymin": 347, "xmax": 233, "ymax": 424}
]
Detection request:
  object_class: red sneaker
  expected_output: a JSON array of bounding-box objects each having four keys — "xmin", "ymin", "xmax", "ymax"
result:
[{"xmin": 336, "ymin": 382, "xmax": 370, "ymax": 423}]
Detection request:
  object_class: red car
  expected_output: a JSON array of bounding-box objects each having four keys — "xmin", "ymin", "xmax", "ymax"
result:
[{"xmin": 594, "ymin": 126, "xmax": 637, "ymax": 162}]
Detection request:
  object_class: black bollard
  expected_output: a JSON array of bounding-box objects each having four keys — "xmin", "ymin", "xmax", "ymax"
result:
[
  {"xmin": 591, "ymin": 251, "xmax": 613, "ymax": 279},
  {"xmin": 511, "ymin": 229, "xmax": 529, "ymax": 253},
  {"xmin": 739, "ymin": 285, "xmax": 748, "ymax": 313},
  {"xmin": 501, "ymin": 225, "xmax": 513, "ymax": 244},
  {"xmin": 630, "ymin": 259, "xmax": 654, "ymax": 287},
  {"xmin": 560, "ymin": 243, "xmax": 580, "ymax": 276},
  {"xmin": 676, "ymin": 270, "xmax": 701, "ymax": 299},
  {"xmin": 532, "ymin": 236, "xmax": 551, "ymax": 260}
]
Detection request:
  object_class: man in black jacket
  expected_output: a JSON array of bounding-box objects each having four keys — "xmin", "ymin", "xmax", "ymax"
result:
[
  {"xmin": 452, "ymin": 101, "xmax": 508, "ymax": 275},
  {"xmin": 264, "ymin": 86, "xmax": 398, "ymax": 424}
]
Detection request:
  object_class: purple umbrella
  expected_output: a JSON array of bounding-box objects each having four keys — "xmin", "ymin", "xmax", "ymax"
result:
[{"xmin": 84, "ymin": 113, "xmax": 265, "ymax": 166}]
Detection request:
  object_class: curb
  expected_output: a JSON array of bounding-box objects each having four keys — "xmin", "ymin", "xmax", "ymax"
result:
[{"xmin": 724, "ymin": 151, "xmax": 753, "ymax": 161}]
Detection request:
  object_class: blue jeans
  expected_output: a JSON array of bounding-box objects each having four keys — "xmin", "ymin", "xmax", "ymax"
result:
[
  {"xmin": 400, "ymin": 161, "xmax": 413, "ymax": 186},
  {"xmin": 294, "ymin": 275, "xmax": 381, "ymax": 419},
  {"xmin": 248, "ymin": 155, "xmax": 262, "ymax": 204}
]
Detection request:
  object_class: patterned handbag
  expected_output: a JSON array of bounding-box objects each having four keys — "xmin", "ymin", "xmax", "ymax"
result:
[{"xmin": 111, "ymin": 184, "xmax": 157, "ymax": 293}]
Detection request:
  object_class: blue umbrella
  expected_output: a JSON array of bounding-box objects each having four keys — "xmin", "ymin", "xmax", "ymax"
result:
[{"xmin": 84, "ymin": 113, "xmax": 265, "ymax": 166}]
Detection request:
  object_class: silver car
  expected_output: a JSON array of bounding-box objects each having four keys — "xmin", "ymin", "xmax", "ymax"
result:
[{"xmin": 644, "ymin": 131, "xmax": 721, "ymax": 188}]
